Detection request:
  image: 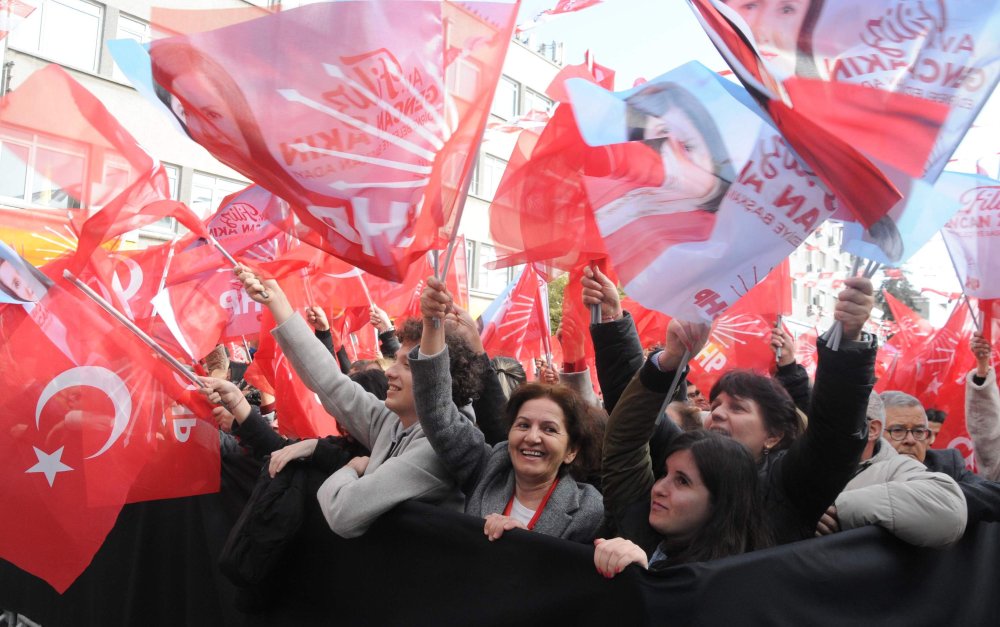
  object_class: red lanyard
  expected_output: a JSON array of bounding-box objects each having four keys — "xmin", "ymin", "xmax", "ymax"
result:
[{"xmin": 503, "ymin": 478, "xmax": 560, "ymax": 530}]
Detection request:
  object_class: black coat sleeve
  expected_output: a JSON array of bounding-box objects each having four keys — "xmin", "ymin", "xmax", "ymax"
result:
[
  {"xmin": 472, "ymin": 352, "xmax": 508, "ymax": 446},
  {"xmin": 775, "ymin": 362, "xmax": 811, "ymax": 415},
  {"xmin": 591, "ymin": 311, "xmax": 645, "ymax": 414},
  {"xmin": 770, "ymin": 335, "xmax": 874, "ymax": 541},
  {"xmin": 379, "ymin": 329, "xmax": 401, "ymax": 360},
  {"xmin": 313, "ymin": 329, "xmax": 351, "ymax": 373},
  {"xmin": 231, "ymin": 406, "xmax": 288, "ymax": 459}
]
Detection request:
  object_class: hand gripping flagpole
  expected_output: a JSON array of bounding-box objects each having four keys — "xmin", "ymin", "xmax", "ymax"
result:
[
  {"xmin": 656, "ymin": 349, "xmax": 691, "ymax": 423},
  {"xmin": 208, "ymin": 234, "xmax": 269, "ymax": 300},
  {"xmin": 63, "ymin": 270, "xmax": 202, "ymax": 388},
  {"xmin": 432, "ymin": 137, "xmax": 483, "ymax": 329}
]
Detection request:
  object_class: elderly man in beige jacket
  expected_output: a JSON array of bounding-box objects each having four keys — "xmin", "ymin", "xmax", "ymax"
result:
[{"xmin": 815, "ymin": 392, "xmax": 967, "ymax": 548}]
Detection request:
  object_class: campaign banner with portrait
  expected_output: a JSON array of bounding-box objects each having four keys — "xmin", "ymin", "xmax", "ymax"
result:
[
  {"xmin": 565, "ymin": 62, "xmax": 836, "ymax": 322},
  {"xmin": 119, "ymin": 0, "xmax": 518, "ymax": 281},
  {"xmin": 689, "ymin": 0, "xmax": 999, "ymax": 264},
  {"xmin": 690, "ymin": 0, "xmax": 999, "ymax": 179},
  {"xmin": 940, "ymin": 172, "xmax": 1000, "ymax": 298},
  {"xmin": 0, "ymin": 241, "xmax": 52, "ymax": 304}
]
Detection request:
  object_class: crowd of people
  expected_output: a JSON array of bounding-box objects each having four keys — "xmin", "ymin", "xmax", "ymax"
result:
[{"xmin": 193, "ymin": 264, "xmax": 999, "ymax": 591}]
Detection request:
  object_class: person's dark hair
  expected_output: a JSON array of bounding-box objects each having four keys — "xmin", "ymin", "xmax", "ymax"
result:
[
  {"xmin": 659, "ymin": 430, "xmax": 773, "ymax": 564},
  {"xmin": 710, "ymin": 370, "xmax": 803, "ymax": 452},
  {"xmin": 503, "ymin": 383, "xmax": 596, "ymax": 478},
  {"xmin": 568, "ymin": 404, "xmax": 607, "ymax": 487},
  {"xmin": 624, "ymin": 82, "xmax": 735, "ymax": 212},
  {"xmin": 395, "ymin": 317, "xmax": 484, "ymax": 407},
  {"xmin": 149, "ymin": 41, "xmax": 271, "ymax": 176},
  {"xmin": 396, "ymin": 318, "xmax": 423, "ymax": 345},
  {"xmin": 349, "ymin": 368, "xmax": 389, "ymax": 401},
  {"xmin": 926, "ymin": 408, "xmax": 947, "ymax": 425},
  {"xmin": 490, "ymin": 355, "xmax": 527, "ymax": 400}
]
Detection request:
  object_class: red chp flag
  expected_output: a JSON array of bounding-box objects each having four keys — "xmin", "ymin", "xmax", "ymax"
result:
[
  {"xmin": 481, "ymin": 264, "xmax": 548, "ymax": 361},
  {"xmin": 0, "ymin": 65, "xmax": 205, "ymax": 272},
  {"xmin": 687, "ymin": 260, "xmax": 792, "ymax": 393},
  {"xmin": 252, "ymin": 308, "xmax": 339, "ymax": 440},
  {"xmin": 882, "ymin": 290, "xmax": 935, "ymax": 353},
  {"xmin": 147, "ymin": 0, "xmax": 519, "ymax": 281},
  {"xmin": 0, "ymin": 280, "xmax": 217, "ymax": 592}
]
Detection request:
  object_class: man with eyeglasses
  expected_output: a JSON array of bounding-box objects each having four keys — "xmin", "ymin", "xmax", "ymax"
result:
[
  {"xmin": 882, "ymin": 391, "xmax": 1000, "ymax": 527},
  {"xmin": 815, "ymin": 392, "xmax": 966, "ymax": 547}
]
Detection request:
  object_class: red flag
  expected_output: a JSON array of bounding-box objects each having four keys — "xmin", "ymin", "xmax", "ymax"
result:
[
  {"xmin": 253, "ymin": 309, "xmax": 339, "ymax": 439},
  {"xmin": 0, "ymin": 65, "xmax": 207, "ymax": 270},
  {"xmin": 883, "ymin": 291, "xmax": 934, "ymax": 352},
  {"xmin": 547, "ymin": 0, "xmax": 602, "ymax": 14},
  {"xmin": 0, "ymin": 280, "xmax": 217, "ymax": 592},
  {"xmin": 481, "ymin": 265, "xmax": 545, "ymax": 361},
  {"xmin": 147, "ymin": 1, "xmax": 518, "ymax": 281},
  {"xmin": 489, "ymin": 106, "xmax": 609, "ymax": 276},
  {"xmin": 687, "ymin": 263, "xmax": 792, "ymax": 392},
  {"xmin": 621, "ymin": 295, "xmax": 672, "ymax": 350},
  {"xmin": 793, "ymin": 327, "xmax": 819, "ymax": 380}
]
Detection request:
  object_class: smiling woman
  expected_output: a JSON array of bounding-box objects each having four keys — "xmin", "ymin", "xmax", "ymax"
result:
[{"xmin": 410, "ymin": 278, "xmax": 604, "ymax": 543}]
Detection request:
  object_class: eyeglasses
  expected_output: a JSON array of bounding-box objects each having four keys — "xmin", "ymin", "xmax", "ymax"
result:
[{"xmin": 884, "ymin": 426, "xmax": 931, "ymax": 442}]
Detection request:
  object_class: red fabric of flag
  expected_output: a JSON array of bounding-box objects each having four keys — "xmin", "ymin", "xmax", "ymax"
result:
[
  {"xmin": 489, "ymin": 106, "xmax": 609, "ymax": 275},
  {"xmin": 148, "ymin": 0, "xmax": 518, "ymax": 281},
  {"xmin": 0, "ymin": 280, "xmax": 217, "ymax": 592}
]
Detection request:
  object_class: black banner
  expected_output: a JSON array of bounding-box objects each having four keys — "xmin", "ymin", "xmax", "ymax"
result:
[{"xmin": 2, "ymin": 458, "xmax": 997, "ymax": 626}]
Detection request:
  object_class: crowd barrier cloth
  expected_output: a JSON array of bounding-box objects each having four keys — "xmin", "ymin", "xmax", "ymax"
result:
[{"xmin": 2, "ymin": 456, "xmax": 997, "ymax": 626}]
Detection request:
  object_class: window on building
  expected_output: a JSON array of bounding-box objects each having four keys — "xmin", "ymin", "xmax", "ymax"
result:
[
  {"xmin": 490, "ymin": 76, "xmax": 519, "ymax": 120},
  {"xmin": 145, "ymin": 164, "xmax": 182, "ymax": 234},
  {"xmin": 9, "ymin": 0, "xmax": 103, "ymax": 72},
  {"xmin": 522, "ymin": 88, "xmax": 552, "ymax": 115},
  {"xmin": 475, "ymin": 243, "xmax": 505, "ymax": 294},
  {"xmin": 465, "ymin": 238, "xmax": 476, "ymax": 284},
  {"xmin": 111, "ymin": 14, "xmax": 151, "ymax": 82},
  {"xmin": 447, "ymin": 56, "xmax": 481, "ymax": 103},
  {"xmin": 0, "ymin": 129, "xmax": 87, "ymax": 210},
  {"xmin": 474, "ymin": 154, "xmax": 507, "ymax": 201},
  {"xmin": 190, "ymin": 172, "xmax": 246, "ymax": 216}
]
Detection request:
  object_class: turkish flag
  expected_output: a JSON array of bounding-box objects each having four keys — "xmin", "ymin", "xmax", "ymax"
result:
[
  {"xmin": 0, "ymin": 280, "xmax": 215, "ymax": 592},
  {"xmin": 147, "ymin": 0, "xmax": 517, "ymax": 281}
]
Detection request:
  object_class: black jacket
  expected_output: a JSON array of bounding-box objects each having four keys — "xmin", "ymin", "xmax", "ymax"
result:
[
  {"xmin": 924, "ymin": 448, "xmax": 1000, "ymax": 524},
  {"xmin": 590, "ymin": 311, "xmax": 646, "ymax": 414},
  {"xmin": 602, "ymin": 334, "xmax": 875, "ymax": 556}
]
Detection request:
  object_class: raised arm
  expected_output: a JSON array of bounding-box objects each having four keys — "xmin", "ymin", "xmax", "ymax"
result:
[
  {"xmin": 776, "ymin": 277, "xmax": 875, "ymax": 532},
  {"xmin": 409, "ymin": 277, "xmax": 491, "ymax": 493},
  {"xmin": 601, "ymin": 320, "xmax": 710, "ymax": 527},
  {"xmin": 236, "ymin": 267, "xmax": 390, "ymax": 450},
  {"xmin": 771, "ymin": 325, "xmax": 811, "ymax": 414},
  {"xmin": 583, "ymin": 266, "xmax": 644, "ymax": 412},
  {"xmin": 966, "ymin": 332, "xmax": 1000, "ymax": 482}
]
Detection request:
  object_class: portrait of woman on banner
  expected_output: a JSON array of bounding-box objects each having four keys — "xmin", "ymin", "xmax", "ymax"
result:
[
  {"xmin": 590, "ymin": 81, "xmax": 736, "ymax": 288},
  {"xmin": 0, "ymin": 242, "xmax": 51, "ymax": 304}
]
